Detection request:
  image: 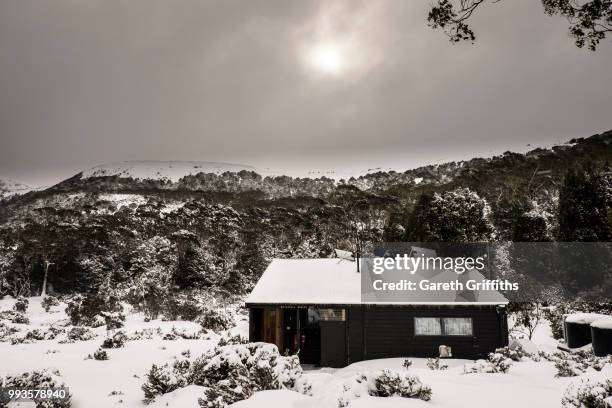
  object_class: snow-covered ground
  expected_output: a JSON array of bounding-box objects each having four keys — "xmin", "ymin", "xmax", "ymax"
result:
[
  {"xmin": 1, "ymin": 297, "xmax": 610, "ymax": 408},
  {"xmin": 0, "ymin": 297, "xmax": 247, "ymax": 408}
]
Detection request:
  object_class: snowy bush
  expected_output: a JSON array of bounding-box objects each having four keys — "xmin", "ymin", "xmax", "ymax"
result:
[
  {"xmin": 65, "ymin": 293, "xmax": 122, "ymax": 327},
  {"xmin": 162, "ymin": 292, "xmax": 202, "ymax": 321},
  {"xmin": 402, "ymin": 359, "xmax": 413, "ymax": 369},
  {"xmin": 42, "ymin": 295, "xmax": 60, "ymax": 312},
  {"xmin": 562, "ymin": 378, "xmax": 612, "ymax": 408},
  {"xmin": 129, "ymin": 327, "xmax": 163, "ymax": 340},
  {"xmin": 93, "ymin": 348, "xmax": 109, "ymax": 360},
  {"xmin": 13, "ymin": 296, "xmax": 29, "ymax": 313},
  {"xmin": 10, "ymin": 328, "xmax": 56, "ymax": 344},
  {"xmin": 0, "ymin": 309, "xmax": 30, "ymax": 324},
  {"xmin": 25, "ymin": 328, "xmax": 47, "ymax": 341},
  {"xmin": 426, "ymin": 357, "xmax": 448, "ymax": 370},
  {"xmin": 201, "ymin": 376, "xmax": 251, "ymax": 408},
  {"xmin": 0, "ymin": 369, "xmax": 72, "ymax": 408},
  {"xmin": 142, "ymin": 360, "xmax": 190, "ymax": 403},
  {"xmin": 197, "ymin": 306, "xmax": 233, "ymax": 332},
  {"xmin": 542, "ymin": 306, "xmax": 567, "ymax": 340},
  {"xmin": 0, "ymin": 321, "xmax": 19, "ymax": 341},
  {"xmin": 101, "ymin": 311, "xmax": 125, "ymax": 330},
  {"xmin": 101, "ymin": 331, "xmax": 128, "ymax": 349},
  {"xmin": 142, "ymin": 343, "xmax": 308, "ymax": 406},
  {"xmin": 338, "ymin": 370, "xmax": 432, "ymax": 407},
  {"xmin": 495, "ymin": 345, "xmax": 531, "ymax": 362},
  {"xmin": 542, "ymin": 351, "xmax": 612, "ymax": 377},
  {"xmin": 464, "ymin": 352, "xmax": 512, "ymax": 374},
  {"xmin": 60, "ymin": 326, "xmax": 96, "ymax": 343},
  {"xmin": 217, "ymin": 332, "xmax": 248, "ymax": 346}
]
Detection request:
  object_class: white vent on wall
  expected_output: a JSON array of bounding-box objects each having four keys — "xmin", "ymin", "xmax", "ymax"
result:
[{"xmin": 439, "ymin": 345, "xmax": 452, "ymax": 358}]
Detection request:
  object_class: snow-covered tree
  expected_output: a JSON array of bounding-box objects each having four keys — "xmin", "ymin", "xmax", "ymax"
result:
[{"xmin": 407, "ymin": 187, "xmax": 494, "ymax": 242}]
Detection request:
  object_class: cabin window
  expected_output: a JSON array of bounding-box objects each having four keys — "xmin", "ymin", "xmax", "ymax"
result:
[
  {"xmin": 317, "ymin": 308, "xmax": 346, "ymax": 321},
  {"xmin": 414, "ymin": 317, "xmax": 442, "ymax": 335},
  {"xmin": 442, "ymin": 318, "xmax": 473, "ymax": 336},
  {"xmin": 414, "ymin": 317, "xmax": 473, "ymax": 336}
]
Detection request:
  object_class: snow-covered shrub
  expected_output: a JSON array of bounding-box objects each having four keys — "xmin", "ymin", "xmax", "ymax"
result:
[
  {"xmin": 338, "ymin": 370, "xmax": 432, "ymax": 407},
  {"xmin": 171, "ymin": 326, "xmax": 202, "ymax": 340},
  {"xmin": 162, "ymin": 292, "xmax": 202, "ymax": 321},
  {"xmin": 0, "ymin": 310, "xmax": 30, "ymax": 324},
  {"xmin": 142, "ymin": 360, "xmax": 190, "ymax": 403},
  {"xmin": 102, "ymin": 311, "xmax": 125, "ymax": 330},
  {"xmin": 13, "ymin": 296, "xmax": 29, "ymax": 313},
  {"xmin": 402, "ymin": 359, "xmax": 413, "ymax": 369},
  {"xmin": 464, "ymin": 352, "xmax": 512, "ymax": 374},
  {"xmin": 0, "ymin": 321, "xmax": 19, "ymax": 341},
  {"xmin": 101, "ymin": 331, "xmax": 127, "ymax": 349},
  {"xmin": 543, "ymin": 351, "xmax": 612, "ymax": 378},
  {"xmin": 45, "ymin": 326, "xmax": 65, "ymax": 340},
  {"xmin": 371, "ymin": 370, "xmax": 432, "ymax": 399},
  {"xmin": 561, "ymin": 378, "xmax": 612, "ymax": 408},
  {"xmin": 65, "ymin": 293, "xmax": 122, "ymax": 327},
  {"xmin": 495, "ymin": 345, "xmax": 529, "ymax": 362},
  {"xmin": 129, "ymin": 327, "xmax": 163, "ymax": 340},
  {"xmin": 25, "ymin": 328, "xmax": 47, "ymax": 341},
  {"xmin": 197, "ymin": 306, "xmax": 233, "ymax": 332},
  {"xmin": 42, "ymin": 295, "xmax": 60, "ymax": 312},
  {"xmin": 201, "ymin": 375, "xmax": 251, "ymax": 408},
  {"xmin": 93, "ymin": 348, "xmax": 109, "ymax": 360},
  {"xmin": 142, "ymin": 342, "xmax": 307, "ymax": 406},
  {"xmin": 60, "ymin": 326, "xmax": 96, "ymax": 343},
  {"xmin": 10, "ymin": 328, "xmax": 52, "ymax": 344},
  {"xmin": 542, "ymin": 306, "xmax": 567, "ymax": 340},
  {"xmin": 426, "ymin": 357, "xmax": 448, "ymax": 370},
  {"xmin": 12, "ymin": 312, "xmax": 29, "ymax": 324},
  {"xmin": 217, "ymin": 332, "xmax": 248, "ymax": 346},
  {"xmin": 1, "ymin": 369, "xmax": 72, "ymax": 408},
  {"xmin": 65, "ymin": 294, "xmax": 107, "ymax": 326},
  {"xmin": 487, "ymin": 353, "xmax": 513, "ymax": 373},
  {"xmin": 555, "ymin": 360, "xmax": 582, "ymax": 378}
]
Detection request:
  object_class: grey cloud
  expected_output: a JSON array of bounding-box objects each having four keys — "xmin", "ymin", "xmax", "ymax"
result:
[{"xmin": 0, "ymin": 0, "xmax": 610, "ymax": 185}]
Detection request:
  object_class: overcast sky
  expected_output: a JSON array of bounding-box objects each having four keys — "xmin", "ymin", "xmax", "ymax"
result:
[{"xmin": 1, "ymin": 0, "xmax": 611, "ymax": 186}]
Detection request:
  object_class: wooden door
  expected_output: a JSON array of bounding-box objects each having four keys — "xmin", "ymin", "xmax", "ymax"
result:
[{"xmin": 262, "ymin": 308, "xmax": 284, "ymax": 352}]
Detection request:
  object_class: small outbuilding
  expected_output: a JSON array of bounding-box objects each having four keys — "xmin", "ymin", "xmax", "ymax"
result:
[
  {"xmin": 245, "ymin": 258, "xmax": 509, "ymax": 368},
  {"xmin": 564, "ymin": 313, "xmax": 610, "ymax": 349},
  {"xmin": 591, "ymin": 318, "xmax": 612, "ymax": 357}
]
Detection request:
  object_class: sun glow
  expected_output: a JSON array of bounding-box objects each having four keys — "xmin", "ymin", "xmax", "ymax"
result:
[{"xmin": 308, "ymin": 44, "xmax": 345, "ymax": 75}]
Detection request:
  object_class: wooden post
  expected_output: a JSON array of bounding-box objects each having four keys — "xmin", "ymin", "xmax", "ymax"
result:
[{"xmin": 275, "ymin": 308, "xmax": 284, "ymax": 352}]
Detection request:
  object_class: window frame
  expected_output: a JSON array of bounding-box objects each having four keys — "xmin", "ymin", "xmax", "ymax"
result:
[
  {"xmin": 414, "ymin": 317, "xmax": 442, "ymax": 336},
  {"xmin": 413, "ymin": 317, "xmax": 474, "ymax": 337}
]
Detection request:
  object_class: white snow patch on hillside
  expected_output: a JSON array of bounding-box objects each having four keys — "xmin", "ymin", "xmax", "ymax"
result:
[
  {"xmin": 82, "ymin": 161, "xmax": 257, "ymax": 182},
  {"xmin": 160, "ymin": 202, "xmax": 186, "ymax": 214},
  {"xmin": 0, "ymin": 178, "xmax": 33, "ymax": 199},
  {"xmin": 98, "ymin": 193, "xmax": 148, "ymax": 209}
]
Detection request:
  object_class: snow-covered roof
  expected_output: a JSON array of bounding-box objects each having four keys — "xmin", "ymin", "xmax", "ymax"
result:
[
  {"xmin": 591, "ymin": 317, "xmax": 612, "ymax": 329},
  {"xmin": 565, "ymin": 313, "xmax": 611, "ymax": 325},
  {"xmin": 245, "ymin": 258, "xmax": 508, "ymax": 306}
]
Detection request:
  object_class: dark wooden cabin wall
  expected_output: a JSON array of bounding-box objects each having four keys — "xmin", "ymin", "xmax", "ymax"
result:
[{"xmin": 347, "ymin": 305, "xmax": 507, "ymax": 362}]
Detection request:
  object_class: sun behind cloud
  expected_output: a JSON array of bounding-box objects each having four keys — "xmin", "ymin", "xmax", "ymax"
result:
[{"xmin": 307, "ymin": 43, "xmax": 345, "ymax": 75}]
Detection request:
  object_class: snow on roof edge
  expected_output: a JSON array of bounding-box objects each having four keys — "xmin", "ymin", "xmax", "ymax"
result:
[{"xmin": 245, "ymin": 258, "xmax": 509, "ymax": 306}]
